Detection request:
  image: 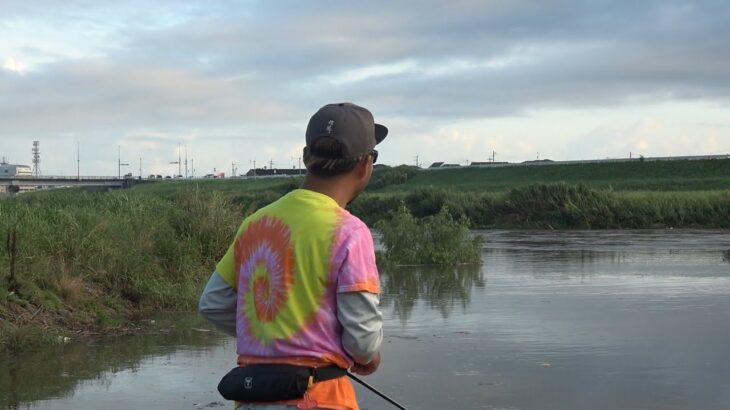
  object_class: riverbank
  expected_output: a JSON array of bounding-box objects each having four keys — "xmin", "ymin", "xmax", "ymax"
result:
[
  {"xmin": 2, "ymin": 158, "xmax": 729, "ymax": 351},
  {"xmin": 0, "ymin": 189, "xmax": 242, "ymax": 351}
]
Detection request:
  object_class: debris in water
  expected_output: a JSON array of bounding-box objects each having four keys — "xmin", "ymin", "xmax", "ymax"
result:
[
  {"xmin": 454, "ymin": 370, "xmax": 480, "ymax": 376},
  {"xmin": 56, "ymin": 336, "xmax": 71, "ymax": 344},
  {"xmin": 390, "ymin": 335, "xmax": 418, "ymax": 340},
  {"xmin": 196, "ymin": 402, "xmax": 225, "ymax": 409}
]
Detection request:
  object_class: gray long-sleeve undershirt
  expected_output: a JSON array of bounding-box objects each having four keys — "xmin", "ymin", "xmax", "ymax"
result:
[{"xmin": 198, "ymin": 271, "xmax": 383, "ymax": 364}]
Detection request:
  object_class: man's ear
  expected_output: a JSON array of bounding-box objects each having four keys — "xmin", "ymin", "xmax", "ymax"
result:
[{"xmin": 354, "ymin": 156, "xmax": 370, "ymax": 179}]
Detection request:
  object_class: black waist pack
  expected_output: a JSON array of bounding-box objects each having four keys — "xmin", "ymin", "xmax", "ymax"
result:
[{"xmin": 217, "ymin": 364, "xmax": 346, "ymax": 402}]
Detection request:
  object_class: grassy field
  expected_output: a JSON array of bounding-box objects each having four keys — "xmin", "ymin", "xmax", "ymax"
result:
[
  {"xmin": 127, "ymin": 157, "xmax": 730, "ymax": 194},
  {"xmin": 380, "ymin": 159, "xmax": 730, "ymax": 192}
]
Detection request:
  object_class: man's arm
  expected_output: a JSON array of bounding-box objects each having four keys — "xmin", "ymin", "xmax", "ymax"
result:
[
  {"xmin": 337, "ymin": 291, "xmax": 383, "ymax": 373},
  {"xmin": 198, "ymin": 271, "xmax": 237, "ymax": 337}
]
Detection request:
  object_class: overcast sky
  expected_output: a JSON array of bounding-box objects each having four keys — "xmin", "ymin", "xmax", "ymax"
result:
[{"xmin": 1, "ymin": 0, "xmax": 729, "ymax": 176}]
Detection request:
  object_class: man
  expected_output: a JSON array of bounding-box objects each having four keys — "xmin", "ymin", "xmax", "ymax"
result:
[{"xmin": 199, "ymin": 102, "xmax": 386, "ymax": 410}]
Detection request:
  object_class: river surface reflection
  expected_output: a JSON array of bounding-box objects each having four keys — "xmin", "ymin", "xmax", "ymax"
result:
[{"xmin": 2, "ymin": 230, "xmax": 730, "ymax": 410}]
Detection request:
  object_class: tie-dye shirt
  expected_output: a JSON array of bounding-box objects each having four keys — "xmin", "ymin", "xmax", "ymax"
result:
[{"xmin": 215, "ymin": 188, "xmax": 380, "ymax": 368}]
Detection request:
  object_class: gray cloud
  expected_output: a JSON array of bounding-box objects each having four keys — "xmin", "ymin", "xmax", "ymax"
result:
[{"xmin": 1, "ymin": 0, "xmax": 729, "ymax": 171}]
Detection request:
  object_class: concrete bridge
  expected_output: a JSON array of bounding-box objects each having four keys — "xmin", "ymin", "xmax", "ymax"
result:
[{"xmin": 0, "ymin": 176, "xmax": 140, "ymax": 194}]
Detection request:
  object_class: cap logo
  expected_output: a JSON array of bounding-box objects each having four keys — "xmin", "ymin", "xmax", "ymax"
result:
[{"xmin": 326, "ymin": 120, "xmax": 334, "ymax": 134}]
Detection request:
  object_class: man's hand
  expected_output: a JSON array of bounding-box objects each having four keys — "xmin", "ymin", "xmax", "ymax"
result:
[{"xmin": 351, "ymin": 352, "xmax": 380, "ymax": 376}]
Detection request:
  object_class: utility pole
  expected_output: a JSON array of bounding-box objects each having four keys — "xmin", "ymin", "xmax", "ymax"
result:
[
  {"xmin": 118, "ymin": 146, "xmax": 129, "ymax": 179},
  {"xmin": 169, "ymin": 159, "xmax": 179, "ymax": 176},
  {"xmin": 77, "ymin": 142, "xmax": 80, "ymax": 180},
  {"xmin": 139, "ymin": 157, "xmax": 142, "ymax": 178},
  {"xmin": 491, "ymin": 151, "xmax": 496, "ymax": 163},
  {"xmin": 291, "ymin": 156, "xmax": 303, "ymax": 175},
  {"xmin": 232, "ymin": 162, "xmax": 238, "ymax": 178},
  {"xmin": 414, "ymin": 154, "xmax": 419, "ymax": 168},
  {"xmin": 170, "ymin": 143, "xmax": 181, "ymax": 177},
  {"xmin": 191, "ymin": 158, "xmax": 195, "ymax": 178},
  {"xmin": 250, "ymin": 160, "xmax": 257, "ymax": 178},
  {"xmin": 183, "ymin": 145, "xmax": 187, "ymax": 178}
]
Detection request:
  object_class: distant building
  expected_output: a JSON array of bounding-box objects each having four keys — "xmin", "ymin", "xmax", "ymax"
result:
[
  {"xmin": 1, "ymin": 159, "xmax": 35, "ymax": 194},
  {"xmin": 469, "ymin": 161, "xmax": 509, "ymax": 166},
  {"xmin": 427, "ymin": 162, "xmax": 464, "ymax": 169},
  {"xmin": 245, "ymin": 168, "xmax": 305, "ymax": 177},
  {"xmin": 0, "ymin": 161, "xmax": 32, "ymax": 177}
]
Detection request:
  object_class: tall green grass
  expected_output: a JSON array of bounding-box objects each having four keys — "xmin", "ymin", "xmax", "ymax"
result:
[
  {"xmin": 350, "ymin": 184, "xmax": 730, "ymax": 229},
  {"xmin": 0, "ymin": 188, "xmax": 242, "ymax": 349}
]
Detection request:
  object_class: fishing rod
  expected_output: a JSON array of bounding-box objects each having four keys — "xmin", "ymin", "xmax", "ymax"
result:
[{"xmin": 347, "ymin": 371, "xmax": 408, "ymax": 410}]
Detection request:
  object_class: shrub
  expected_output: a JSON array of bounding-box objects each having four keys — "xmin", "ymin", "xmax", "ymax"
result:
[
  {"xmin": 498, "ymin": 183, "xmax": 616, "ymax": 228},
  {"xmin": 375, "ymin": 206, "xmax": 483, "ymax": 265},
  {"xmin": 404, "ymin": 187, "xmax": 448, "ymax": 218},
  {"xmin": 347, "ymin": 194, "xmax": 403, "ymax": 226}
]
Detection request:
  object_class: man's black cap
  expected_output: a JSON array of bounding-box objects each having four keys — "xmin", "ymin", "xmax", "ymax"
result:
[{"xmin": 306, "ymin": 103, "xmax": 388, "ymax": 160}]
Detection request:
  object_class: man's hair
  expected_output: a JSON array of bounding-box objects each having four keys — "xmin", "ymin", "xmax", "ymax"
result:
[{"xmin": 304, "ymin": 137, "xmax": 363, "ymax": 178}]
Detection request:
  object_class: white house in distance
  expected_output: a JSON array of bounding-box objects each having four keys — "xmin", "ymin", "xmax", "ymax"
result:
[
  {"xmin": 1, "ymin": 159, "xmax": 33, "ymax": 193},
  {"xmin": 0, "ymin": 159, "xmax": 32, "ymax": 177}
]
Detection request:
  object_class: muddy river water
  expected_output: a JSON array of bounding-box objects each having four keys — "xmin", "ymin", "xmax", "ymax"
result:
[{"xmin": 2, "ymin": 230, "xmax": 730, "ymax": 410}]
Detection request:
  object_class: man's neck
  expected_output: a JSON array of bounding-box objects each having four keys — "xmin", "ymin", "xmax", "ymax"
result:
[{"xmin": 300, "ymin": 176, "xmax": 352, "ymax": 208}]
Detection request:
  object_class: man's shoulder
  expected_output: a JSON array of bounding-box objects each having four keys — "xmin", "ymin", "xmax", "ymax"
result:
[
  {"xmin": 337, "ymin": 209, "xmax": 372, "ymax": 239},
  {"xmin": 246, "ymin": 192, "xmax": 293, "ymax": 218}
]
